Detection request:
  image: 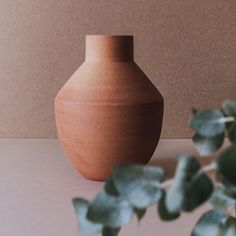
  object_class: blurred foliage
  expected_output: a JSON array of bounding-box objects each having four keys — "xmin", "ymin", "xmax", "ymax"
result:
[{"xmin": 73, "ymin": 100, "xmax": 236, "ymax": 236}]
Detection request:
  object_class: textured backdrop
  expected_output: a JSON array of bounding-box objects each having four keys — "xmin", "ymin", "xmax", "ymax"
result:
[{"xmin": 0, "ymin": 0, "xmax": 235, "ymax": 138}]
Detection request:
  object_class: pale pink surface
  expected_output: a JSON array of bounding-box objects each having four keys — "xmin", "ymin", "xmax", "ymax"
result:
[{"xmin": 0, "ymin": 139, "xmax": 214, "ymax": 236}]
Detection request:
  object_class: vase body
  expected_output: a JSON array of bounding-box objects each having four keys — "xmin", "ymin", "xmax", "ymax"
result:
[{"xmin": 55, "ymin": 35, "xmax": 164, "ymax": 180}]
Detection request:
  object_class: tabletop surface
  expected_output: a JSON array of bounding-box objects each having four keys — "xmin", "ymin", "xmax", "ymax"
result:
[{"xmin": 0, "ymin": 139, "xmax": 215, "ymax": 236}]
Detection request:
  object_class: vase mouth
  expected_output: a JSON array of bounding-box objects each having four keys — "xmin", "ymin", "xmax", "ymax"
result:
[
  {"xmin": 86, "ymin": 34, "xmax": 133, "ymax": 38},
  {"xmin": 85, "ymin": 35, "xmax": 134, "ymax": 62}
]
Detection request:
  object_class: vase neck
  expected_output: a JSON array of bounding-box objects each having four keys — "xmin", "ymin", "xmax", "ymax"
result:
[{"xmin": 85, "ymin": 35, "xmax": 134, "ymax": 62}]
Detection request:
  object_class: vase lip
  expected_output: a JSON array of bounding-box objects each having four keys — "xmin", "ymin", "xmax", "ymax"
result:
[{"xmin": 86, "ymin": 34, "xmax": 133, "ymax": 39}]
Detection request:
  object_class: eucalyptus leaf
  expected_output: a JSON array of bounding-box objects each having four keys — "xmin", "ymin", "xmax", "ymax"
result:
[
  {"xmin": 193, "ymin": 133, "xmax": 224, "ymax": 156},
  {"xmin": 134, "ymin": 208, "xmax": 146, "ymax": 221},
  {"xmin": 225, "ymin": 217, "xmax": 236, "ymax": 236},
  {"xmin": 191, "ymin": 210, "xmax": 236, "ymax": 236},
  {"xmin": 227, "ymin": 123, "xmax": 236, "ymax": 143},
  {"xmin": 166, "ymin": 155, "xmax": 200, "ymax": 213},
  {"xmin": 192, "ymin": 108, "xmax": 198, "ymax": 115},
  {"xmin": 102, "ymin": 227, "xmax": 120, "ymax": 236},
  {"xmin": 166, "ymin": 155, "xmax": 213, "ymax": 213},
  {"xmin": 104, "ymin": 178, "xmax": 120, "ymax": 197},
  {"xmin": 190, "ymin": 109, "xmax": 225, "ymax": 136},
  {"xmin": 72, "ymin": 198, "xmax": 102, "ymax": 235},
  {"xmin": 72, "ymin": 99, "xmax": 236, "ymax": 236},
  {"xmin": 210, "ymin": 187, "xmax": 236, "ymax": 213},
  {"xmin": 158, "ymin": 190, "xmax": 180, "ymax": 221},
  {"xmin": 112, "ymin": 165, "xmax": 164, "ymax": 208},
  {"xmin": 87, "ymin": 190, "xmax": 133, "ymax": 227},
  {"xmin": 183, "ymin": 174, "xmax": 213, "ymax": 212},
  {"xmin": 225, "ymin": 119, "xmax": 234, "ymax": 130},
  {"xmin": 223, "ymin": 100, "xmax": 236, "ymax": 117},
  {"xmin": 217, "ymin": 144, "xmax": 236, "ymax": 186}
]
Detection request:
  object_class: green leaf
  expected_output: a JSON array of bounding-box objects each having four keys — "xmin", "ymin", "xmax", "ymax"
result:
[
  {"xmin": 104, "ymin": 178, "xmax": 120, "ymax": 197},
  {"xmin": 166, "ymin": 155, "xmax": 213, "ymax": 213},
  {"xmin": 193, "ymin": 133, "xmax": 224, "ymax": 156},
  {"xmin": 192, "ymin": 108, "xmax": 198, "ymax": 115},
  {"xmin": 112, "ymin": 165, "xmax": 164, "ymax": 208},
  {"xmin": 102, "ymin": 227, "xmax": 120, "ymax": 236},
  {"xmin": 87, "ymin": 190, "xmax": 133, "ymax": 227},
  {"xmin": 183, "ymin": 174, "xmax": 213, "ymax": 212},
  {"xmin": 191, "ymin": 210, "xmax": 225, "ymax": 236},
  {"xmin": 72, "ymin": 198, "xmax": 102, "ymax": 235},
  {"xmin": 223, "ymin": 100, "xmax": 236, "ymax": 117},
  {"xmin": 227, "ymin": 123, "xmax": 236, "ymax": 143},
  {"xmin": 134, "ymin": 208, "xmax": 146, "ymax": 221},
  {"xmin": 218, "ymin": 144, "xmax": 236, "ymax": 186},
  {"xmin": 166, "ymin": 155, "xmax": 199, "ymax": 213},
  {"xmin": 225, "ymin": 217, "xmax": 236, "ymax": 236},
  {"xmin": 191, "ymin": 210, "xmax": 236, "ymax": 236},
  {"xmin": 158, "ymin": 190, "xmax": 180, "ymax": 221},
  {"xmin": 190, "ymin": 109, "xmax": 225, "ymax": 136},
  {"xmin": 210, "ymin": 187, "xmax": 236, "ymax": 213}
]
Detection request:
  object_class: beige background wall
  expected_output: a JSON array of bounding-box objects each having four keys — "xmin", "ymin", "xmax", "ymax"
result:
[{"xmin": 0, "ymin": 0, "xmax": 235, "ymax": 138}]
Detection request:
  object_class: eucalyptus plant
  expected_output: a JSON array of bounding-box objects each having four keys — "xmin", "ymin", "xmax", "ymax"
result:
[{"xmin": 73, "ymin": 100, "xmax": 236, "ymax": 236}]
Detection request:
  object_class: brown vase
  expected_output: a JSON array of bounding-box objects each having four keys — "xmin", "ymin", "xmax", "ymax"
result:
[{"xmin": 55, "ymin": 35, "xmax": 164, "ymax": 181}]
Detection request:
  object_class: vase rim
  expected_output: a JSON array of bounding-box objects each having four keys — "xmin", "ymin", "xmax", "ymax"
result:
[{"xmin": 86, "ymin": 35, "xmax": 133, "ymax": 39}]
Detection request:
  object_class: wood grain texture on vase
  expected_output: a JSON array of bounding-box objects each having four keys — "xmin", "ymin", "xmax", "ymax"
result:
[{"xmin": 55, "ymin": 35, "xmax": 164, "ymax": 180}]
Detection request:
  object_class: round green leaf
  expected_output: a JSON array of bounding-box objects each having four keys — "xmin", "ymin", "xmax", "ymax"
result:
[
  {"xmin": 183, "ymin": 174, "xmax": 213, "ymax": 212},
  {"xmin": 190, "ymin": 109, "xmax": 225, "ymax": 136},
  {"xmin": 102, "ymin": 227, "xmax": 120, "ymax": 236},
  {"xmin": 104, "ymin": 178, "xmax": 120, "ymax": 197},
  {"xmin": 192, "ymin": 210, "xmax": 236, "ymax": 236},
  {"xmin": 158, "ymin": 190, "xmax": 180, "ymax": 221},
  {"xmin": 210, "ymin": 187, "xmax": 236, "ymax": 213},
  {"xmin": 134, "ymin": 208, "xmax": 146, "ymax": 221},
  {"xmin": 72, "ymin": 198, "xmax": 102, "ymax": 235},
  {"xmin": 218, "ymin": 144, "xmax": 236, "ymax": 186},
  {"xmin": 87, "ymin": 190, "xmax": 133, "ymax": 227},
  {"xmin": 166, "ymin": 155, "xmax": 213, "ymax": 213},
  {"xmin": 225, "ymin": 217, "xmax": 236, "ymax": 236},
  {"xmin": 223, "ymin": 100, "xmax": 236, "ymax": 117},
  {"xmin": 112, "ymin": 165, "xmax": 164, "ymax": 208},
  {"xmin": 227, "ymin": 123, "xmax": 236, "ymax": 143},
  {"xmin": 191, "ymin": 210, "xmax": 226, "ymax": 236},
  {"xmin": 193, "ymin": 133, "xmax": 224, "ymax": 156},
  {"xmin": 192, "ymin": 108, "xmax": 198, "ymax": 115},
  {"xmin": 166, "ymin": 155, "xmax": 200, "ymax": 213}
]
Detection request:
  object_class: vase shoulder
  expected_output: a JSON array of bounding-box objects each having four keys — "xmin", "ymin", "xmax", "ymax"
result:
[{"xmin": 56, "ymin": 61, "xmax": 163, "ymax": 105}]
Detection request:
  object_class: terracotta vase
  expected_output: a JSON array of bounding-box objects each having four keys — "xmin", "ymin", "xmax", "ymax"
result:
[{"xmin": 55, "ymin": 35, "xmax": 164, "ymax": 181}]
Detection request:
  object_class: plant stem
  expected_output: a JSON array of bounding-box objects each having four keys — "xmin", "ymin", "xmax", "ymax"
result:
[
  {"xmin": 161, "ymin": 179, "xmax": 174, "ymax": 189},
  {"xmin": 160, "ymin": 161, "xmax": 217, "ymax": 189},
  {"xmin": 219, "ymin": 117, "xmax": 235, "ymax": 123},
  {"xmin": 197, "ymin": 162, "xmax": 217, "ymax": 176}
]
